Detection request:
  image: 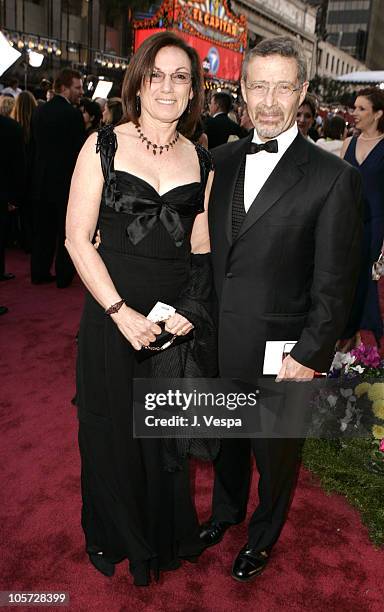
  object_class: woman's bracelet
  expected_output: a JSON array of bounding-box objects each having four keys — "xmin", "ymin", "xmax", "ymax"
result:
[{"xmin": 105, "ymin": 299, "xmax": 125, "ymax": 315}]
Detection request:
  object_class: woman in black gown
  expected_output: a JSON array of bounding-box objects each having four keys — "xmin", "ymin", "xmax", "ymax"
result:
[{"xmin": 65, "ymin": 32, "xmax": 215, "ymax": 586}]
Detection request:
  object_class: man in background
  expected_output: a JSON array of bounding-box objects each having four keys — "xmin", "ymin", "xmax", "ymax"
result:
[
  {"xmin": 204, "ymin": 92, "xmax": 247, "ymax": 149},
  {"xmin": 31, "ymin": 68, "xmax": 85, "ymax": 287},
  {"xmin": 1, "ymin": 77, "xmax": 22, "ymax": 98}
]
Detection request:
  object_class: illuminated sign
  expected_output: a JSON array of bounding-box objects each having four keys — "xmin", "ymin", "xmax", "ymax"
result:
[
  {"xmin": 133, "ymin": 0, "xmax": 247, "ymax": 81},
  {"xmin": 191, "ymin": 6, "xmax": 238, "ymax": 36}
]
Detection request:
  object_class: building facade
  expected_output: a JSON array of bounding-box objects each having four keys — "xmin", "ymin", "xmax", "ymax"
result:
[
  {"xmin": 364, "ymin": 0, "xmax": 384, "ymax": 69},
  {"xmin": 232, "ymin": 0, "xmax": 317, "ymax": 76},
  {"xmin": 317, "ymin": 39, "xmax": 366, "ymax": 78},
  {"xmin": 0, "ymin": 0, "xmax": 130, "ymax": 74},
  {"xmin": 326, "ymin": 0, "xmax": 371, "ymax": 60}
]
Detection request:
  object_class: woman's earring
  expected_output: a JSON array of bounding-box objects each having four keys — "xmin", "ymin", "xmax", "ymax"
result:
[
  {"xmin": 187, "ymin": 99, "xmax": 192, "ymax": 114},
  {"xmin": 136, "ymin": 95, "xmax": 141, "ymax": 115}
]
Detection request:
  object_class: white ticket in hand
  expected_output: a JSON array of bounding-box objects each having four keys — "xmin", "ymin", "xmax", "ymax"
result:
[{"xmin": 147, "ymin": 301, "xmax": 176, "ymax": 322}]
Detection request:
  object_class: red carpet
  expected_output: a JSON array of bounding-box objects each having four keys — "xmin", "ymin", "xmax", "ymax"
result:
[{"xmin": 1, "ymin": 249, "xmax": 383, "ymax": 612}]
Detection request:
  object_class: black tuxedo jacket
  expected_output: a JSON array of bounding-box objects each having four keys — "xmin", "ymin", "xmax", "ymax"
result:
[
  {"xmin": 204, "ymin": 113, "xmax": 247, "ymax": 149},
  {"xmin": 208, "ymin": 131, "xmax": 363, "ymax": 379},
  {"xmin": 31, "ymin": 95, "xmax": 85, "ymax": 203}
]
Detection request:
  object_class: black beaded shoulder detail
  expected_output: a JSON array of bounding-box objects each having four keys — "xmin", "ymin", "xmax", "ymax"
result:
[
  {"xmin": 96, "ymin": 124, "xmax": 117, "ymax": 155},
  {"xmin": 96, "ymin": 124, "xmax": 118, "ymax": 186},
  {"xmin": 195, "ymin": 144, "xmax": 214, "ymax": 194},
  {"xmin": 195, "ymin": 143, "xmax": 214, "ymax": 173}
]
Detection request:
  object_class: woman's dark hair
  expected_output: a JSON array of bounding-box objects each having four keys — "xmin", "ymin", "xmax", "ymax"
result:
[
  {"xmin": 120, "ymin": 31, "xmax": 204, "ymax": 138},
  {"xmin": 11, "ymin": 90, "xmax": 37, "ymax": 143},
  {"xmin": 357, "ymin": 87, "xmax": 384, "ymax": 133},
  {"xmin": 323, "ymin": 115, "xmax": 346, "ymax": 140},
  {"xmin": 80, "ymin": 97, "xmax": 102, "ymax": 130},
  {"xmin": 105, "ymin": 97, "xmax": 123, "ymax": 125}
]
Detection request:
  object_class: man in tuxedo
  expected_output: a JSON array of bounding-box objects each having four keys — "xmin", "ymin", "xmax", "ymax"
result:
[
  {"xmin": 204, "ymin": 92, "xmax": 246, "ymax": 149},
  {"xmin": 31, "ymin": 68, "xmax": 85, "ymax": 287},
  {"xmin": 202, "ymin": 36, "xmax": 363, "ymax": 581}
]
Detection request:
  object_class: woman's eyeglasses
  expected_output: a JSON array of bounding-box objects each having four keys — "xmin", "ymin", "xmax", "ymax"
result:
[{"xmin": 147, "ymin": 70, "xmax": 192, "ymax": 85}]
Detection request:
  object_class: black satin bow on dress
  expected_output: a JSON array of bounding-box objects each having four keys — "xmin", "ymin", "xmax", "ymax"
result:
[
  {"xmin": 247, "ymin": 139, "xmax": 278, "ymax": 154},
  {"xmin": 111, "ymin": 174, "xmax": 201, "ymax": 247},
  {"xmin": 96, "ymin": 125, "xmax": 212, "ymax": 247}
]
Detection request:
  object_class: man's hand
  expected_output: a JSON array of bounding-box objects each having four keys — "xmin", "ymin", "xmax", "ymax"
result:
[
  {"xmin": 164, "ymin": 313, "xmax": 194, "ymax": 336},
  {"xmin": 276, "ymin": 355, "xmax": 314, "ymax": 382}
]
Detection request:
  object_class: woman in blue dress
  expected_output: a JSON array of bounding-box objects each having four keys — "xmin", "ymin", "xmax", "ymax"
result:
[{"xmin": 341, "ymin": 87, "xmax": 384, "ymax": 345}]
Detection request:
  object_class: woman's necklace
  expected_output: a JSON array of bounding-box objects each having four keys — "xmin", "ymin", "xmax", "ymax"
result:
[
  {"xmin": 135, "ymin": 124, "xmax": 179, "ymax": 155},
  {"xmin": 359, "ymin": 133, "xmax": 384, "ymax": 141}
]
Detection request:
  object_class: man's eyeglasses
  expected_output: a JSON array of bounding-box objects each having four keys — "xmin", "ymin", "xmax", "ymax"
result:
[
  {"xmin": 147, "ymin": 70, "xmax": 192, "ymax": 85},
  {"xmin": 245, "ymin": 81, "xmax": 302, "ymax": 98}
]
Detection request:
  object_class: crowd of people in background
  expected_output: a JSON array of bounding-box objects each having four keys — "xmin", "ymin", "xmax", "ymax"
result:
[{"xmin": 1, "ymin": 69, "xmax": 384, "ymax": 349}]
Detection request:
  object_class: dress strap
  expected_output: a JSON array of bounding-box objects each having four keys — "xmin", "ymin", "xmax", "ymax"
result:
[
  {"xmin": 195, "ymin": 144, "xmax": 214, "ymax": 191},
  {"xmin": 96, "ymin": 124, "xmax": 118, "ymax": 186}
]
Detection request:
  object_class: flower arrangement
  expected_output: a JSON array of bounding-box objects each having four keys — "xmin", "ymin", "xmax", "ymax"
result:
[
  {"xmin": 303, "ymin": 343, "xmax": 384, "ymax": 545},
  {"xmin": 329, "ymin": 343, "xmax": 384, "ymax": 457},
  {"xmin": 329, "ymin": 343, "xmax": 384, "ymax": 453}
]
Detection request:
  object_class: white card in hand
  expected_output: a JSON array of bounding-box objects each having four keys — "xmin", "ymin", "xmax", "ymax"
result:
[
  {"xmin": 263, "ymin": 341, "xmax": 297, "ymax": 375},
  {"xmin": 147, "ymin": 301, "xmax": 176, "ymax": 322}
]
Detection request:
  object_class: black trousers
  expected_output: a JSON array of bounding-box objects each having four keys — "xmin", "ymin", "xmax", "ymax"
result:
[
  {"xmin": 211, "ymin": 437, "xmax": 303, "ymax": 551},
  {"xmin": 31, "ymin": 197, "xmax": 75, "ymax": 286}
]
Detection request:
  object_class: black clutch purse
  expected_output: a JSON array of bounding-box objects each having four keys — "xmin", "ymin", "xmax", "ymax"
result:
[{"xmin": 136, "ymin": 321, "xmax": 193, "ymax": 361}]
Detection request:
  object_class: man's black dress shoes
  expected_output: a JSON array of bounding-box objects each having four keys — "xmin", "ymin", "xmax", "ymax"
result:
[
  {"xmin": 231, "ymin": 545, "xmax": 270, "ymax": 582},
  {"xmin": 199, "ymin": 520, "xmax": 232, "ymax": 548}
]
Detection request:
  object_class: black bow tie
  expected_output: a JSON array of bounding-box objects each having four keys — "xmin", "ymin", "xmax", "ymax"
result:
[{"xmin": 247, "ymin": 140, "xmax": 278, "ymax": 154}]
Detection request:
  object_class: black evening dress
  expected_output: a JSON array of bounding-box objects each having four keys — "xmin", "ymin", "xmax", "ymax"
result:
[
  {"xmin": 75, "ymin": 125, "xmax": 214, "ymax": 585},
  {"xmin": 343, "ymin": 136, "xmax": 384, "ymax": 343}
]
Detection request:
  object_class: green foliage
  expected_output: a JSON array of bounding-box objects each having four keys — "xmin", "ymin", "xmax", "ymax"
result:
[
  {"xmin": 309, "ymin": 75, "xmax": 354, "ymax": 105},
  {"xmin": 303, "ymin": 438, "xmax": 384, "ymax": 546}
]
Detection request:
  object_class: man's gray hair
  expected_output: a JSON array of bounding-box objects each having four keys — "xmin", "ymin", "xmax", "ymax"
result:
[{"xmin": 242, "ymin": 36, "xmax": 308, "ymax": 84}]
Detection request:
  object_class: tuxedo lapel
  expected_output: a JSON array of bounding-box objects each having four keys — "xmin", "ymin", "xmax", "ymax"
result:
[
  {"xmin": 236, "ymin": 133, "xmax": 310, "ymax": 241},
  {"xmin": 213, "ymin": 133, "xmax": 253, "ymax": 244}
]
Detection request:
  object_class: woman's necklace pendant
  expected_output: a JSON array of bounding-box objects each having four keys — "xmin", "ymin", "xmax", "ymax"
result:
[{"xmin": 135, "ymin": 124, "xmax": 179, "ymax": 156}]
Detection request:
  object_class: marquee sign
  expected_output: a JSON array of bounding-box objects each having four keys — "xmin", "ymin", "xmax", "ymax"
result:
[
  {"xmin": 133, "ymin": 0, "xmax": 247, "ymax": 82},
  {"xmin": 176, "ymin": 0, "xmax": 246, "ymax": 52}
]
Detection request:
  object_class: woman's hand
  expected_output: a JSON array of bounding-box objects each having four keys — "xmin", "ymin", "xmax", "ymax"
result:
[
  {"xmin": 94, "ymin": 229, "xmax": 101, "ymax": 249},
  {"xmin": 112, "ymin": 305, "xmax": 162, "ymax": 350},
  {"xmin": 164, "ymin": 313, "xmax": 194, "ymax": 336}
]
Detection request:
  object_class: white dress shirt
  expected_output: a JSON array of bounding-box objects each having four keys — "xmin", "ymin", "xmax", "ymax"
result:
[{"xmin": 244, "ymin": 123, "xmax": 298, "ymax": 212}]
